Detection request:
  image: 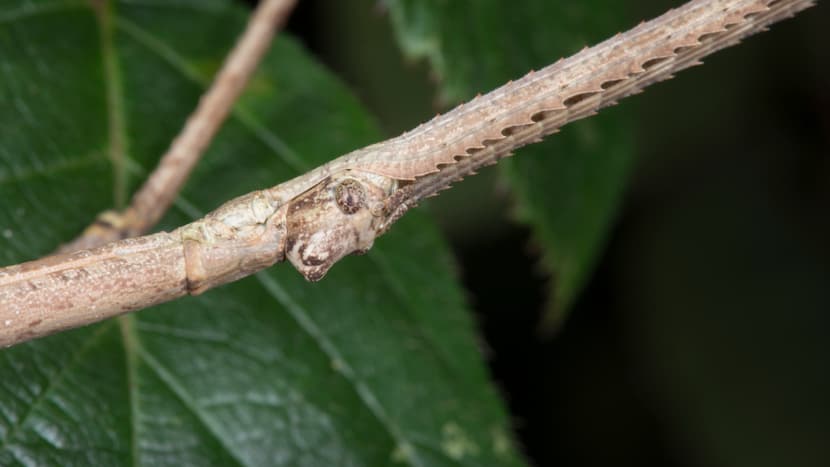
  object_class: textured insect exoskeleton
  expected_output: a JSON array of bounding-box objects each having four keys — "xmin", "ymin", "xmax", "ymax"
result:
[{"xmin": 284, "ymin": 171, "xmax": 396, "ymax": 281}]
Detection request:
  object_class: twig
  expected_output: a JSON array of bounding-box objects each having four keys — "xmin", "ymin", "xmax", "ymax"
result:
[
  {"xmin": 59, "ymin": 0, "xmax": 298, "ymax": 253},
  {"xmin": 0, "ymin": 0, "xmax": 814, "ymax": 347}
]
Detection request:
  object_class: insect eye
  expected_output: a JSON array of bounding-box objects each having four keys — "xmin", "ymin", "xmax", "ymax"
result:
[{"xmin": 334, "ymin": 179, "xmax": 366, "ymax": 215}]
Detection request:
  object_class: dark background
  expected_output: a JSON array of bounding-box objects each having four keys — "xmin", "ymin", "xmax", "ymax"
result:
[{"xmin": 248, "ymin": 1, "xmax": 829, "ymax": 466}]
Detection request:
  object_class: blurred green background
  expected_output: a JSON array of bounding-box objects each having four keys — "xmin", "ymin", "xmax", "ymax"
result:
[{"xmin": 259, "ymin": 1, "xmax": 828, "ymax": 465}]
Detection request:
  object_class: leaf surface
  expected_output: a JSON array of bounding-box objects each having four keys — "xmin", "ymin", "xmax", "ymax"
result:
[
  {"xmin": 384, "ymin": 0, "xmax": 637, "ymax": 329},
  {"xmin": 0, "ymin": 1, "xmax": 524, "ymax": 465}
]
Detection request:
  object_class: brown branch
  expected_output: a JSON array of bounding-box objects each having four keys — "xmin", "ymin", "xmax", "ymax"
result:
[
  {"xmin": 59, "ymin": 0, "xmax": 298, "ymax": 253},
  {"xmin": 0, "ymin": 0, "xmax": 815, "ymax": 348}
]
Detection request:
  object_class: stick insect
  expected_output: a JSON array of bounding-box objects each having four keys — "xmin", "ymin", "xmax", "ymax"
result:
[{"xmin": 0, "ymin": 0, "xmax": 815, "ymax": 347}]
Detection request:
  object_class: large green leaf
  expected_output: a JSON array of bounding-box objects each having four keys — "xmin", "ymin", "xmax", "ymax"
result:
[
  {"xmin": 384, "ymin": 0, "xmax": 637, "ymax": 330},
  {"xmin": 0, "ymin": 1, "xmax": 524, "ymax": 465}
]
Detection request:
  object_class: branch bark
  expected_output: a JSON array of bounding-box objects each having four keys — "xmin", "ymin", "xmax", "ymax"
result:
[{"xmin": 0, "ymin": 0, "xmax": 815, "ymax": 348}]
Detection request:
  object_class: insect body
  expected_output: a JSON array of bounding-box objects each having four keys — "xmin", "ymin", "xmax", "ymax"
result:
[{"xmin": 284, "ymin": 171, "xmax": 397, "ymax": 281}]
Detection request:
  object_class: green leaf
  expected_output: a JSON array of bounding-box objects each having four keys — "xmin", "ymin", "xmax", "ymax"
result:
[
  {"xmin": 384, "ymin": 0, "xmax": 637, "ymax": 330},
  {"xmin": 0, "ymin": 1, "xmax": 524, "ymax": 465}
]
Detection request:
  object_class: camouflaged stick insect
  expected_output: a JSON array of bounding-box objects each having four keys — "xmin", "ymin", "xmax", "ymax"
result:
[{"xmin": 0, "ymin": 0, "xmax": 815, "ymax": 347}]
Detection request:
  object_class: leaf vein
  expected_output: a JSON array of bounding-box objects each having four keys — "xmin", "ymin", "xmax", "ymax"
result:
[
  {"xmin": 118, "ymin": 316, "xmax": 140, "ymax": 467},
  {"xmin": 135, "ymin": 349, "xmax": 249, "ymax": 467},
  {"xmin": 0, "ymin": 323, "xmax": 117, "ymax": 453},
  {"xmin": 254, "ymin": 272, "xmax": 427, "ymax": 467},
  {"xmin": 114, "ymin": 16, "xmax": 307, "ymax": 173},
  {"xmin": 0, "ymin": 0, "xmax": 85, "ymax": 24},
  {"xmin": 94, "ymin": 0, "xmax": 130, "ymax": 208},
  {"xmin": 0, "ymin": 152, "xmax": 104, "ymax": 186}
]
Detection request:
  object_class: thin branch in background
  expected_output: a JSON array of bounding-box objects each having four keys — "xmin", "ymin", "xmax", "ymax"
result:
[
  {"xmin": 0, "ymin": 0, "xmax": 815, "ymax": 347},
  {"xmin": 59, "ymin": 0, "xmax": 298, "ymax": 253}
]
